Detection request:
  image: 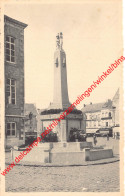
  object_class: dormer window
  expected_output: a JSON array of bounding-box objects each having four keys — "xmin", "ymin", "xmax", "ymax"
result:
[{"xmin": 6, "ymin": 36, "xmax": 15, "ymax": 63}]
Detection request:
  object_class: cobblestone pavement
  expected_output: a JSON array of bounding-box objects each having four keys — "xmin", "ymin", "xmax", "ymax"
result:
[
  {"xmin": 5, "ymin": 138, "xmax": 120, "ymax": 192},
  {"xmin": 5, "ymin": 161, "xmax": 119, "ymax": 192}
]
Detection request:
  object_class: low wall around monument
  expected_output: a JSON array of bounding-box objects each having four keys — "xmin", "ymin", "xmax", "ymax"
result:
[
  {"xmin": 85, "ymin": 148, "xmax": 113, "ymax": 161},
  {"xmin": 11, "ymin": 144, "xmax": 113, "ymax": 166},
  {"xmin": 12, "ymin": 146, "xmax": 50, "ymax": 164}
]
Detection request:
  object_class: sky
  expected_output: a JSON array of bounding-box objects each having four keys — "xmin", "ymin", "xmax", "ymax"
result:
[{"xmin": 4, "ymin": 1, "xmax": 123, "ymax": 110}]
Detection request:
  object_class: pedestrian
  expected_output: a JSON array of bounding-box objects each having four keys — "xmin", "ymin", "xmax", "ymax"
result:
[
  {"xmin": 107, "ymin": 134, "xmax": 109, "ymax": 141},
  {"xmin": 93, "ymin": 134, "xmax": 97, "ymax": 146}
]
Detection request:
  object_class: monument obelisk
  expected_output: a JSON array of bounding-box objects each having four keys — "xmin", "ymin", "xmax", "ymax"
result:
[
  {"xmin": 39, "ymin": 33, "xmax": 84, "ymax": 142},
  {"xmin": 49, "ymin": 32, "xmax": 71, "ymax": 110}
]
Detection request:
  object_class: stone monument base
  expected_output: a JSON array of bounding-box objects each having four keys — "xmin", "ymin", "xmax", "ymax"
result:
[
  {"xmin": 38, "ymin": 112, "xmax": 85, "ymax": 142},
  {"xmin": 12, "ymin": 142, "xmax": 113, "ymax": 165}
]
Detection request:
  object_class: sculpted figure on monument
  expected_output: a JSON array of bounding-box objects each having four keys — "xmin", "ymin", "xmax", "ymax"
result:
[
  {"xmin": 59, "ymin": 32, "xmax": 63, "ymax": 49},
  {"xmin": 56, "ymin": 32, "xmax": 63, "ymax": 49}
]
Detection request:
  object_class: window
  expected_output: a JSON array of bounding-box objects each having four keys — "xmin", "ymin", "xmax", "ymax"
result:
[
  {"xmin": 6, "ymin": 79, "xmax": 16, "ymax": 104},
  {"xmin": 7, "ymin": 122, "xmax": 16, "ymax": 136},
  {"xmin": 6, "ymin": 36, "xmax": 15, "ymax": 63},
  {"xmin": 109, "ymin": 112, "xmax": 111, "ymax": 117},
  {"xmin": 106, "ymin": 122, "xmax": 108, "ymax": 127}
]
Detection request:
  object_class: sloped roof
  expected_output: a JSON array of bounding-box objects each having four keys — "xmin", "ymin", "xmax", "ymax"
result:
[
  {"xmin": 102, "ymin": 100, "xmax": 113, "ymax": 109},
  {"xmin": 112, "ymin": 88, "xmax": 119, "ymax": 102},
  {"xmin": 81, "ymin": 99, "xmax": 115, "ymax": 113},
  {"xmin": 24, "ymin": 104, "xmax": 37, "ymax": 115},
  {"xmin": 82, "ymin": 102, "xmax": 105, "ymax": 113},
  {"xmin": 112, "ymin": 88, "xmax": 119, "ymax": 107},
  {"xmin": 4, "ymin": 15, "xmax": 28, "ymax": 28}
]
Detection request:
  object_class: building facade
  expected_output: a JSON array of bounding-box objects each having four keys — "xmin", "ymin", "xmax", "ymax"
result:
[
  {"xmin": 82, "ymin": 90, "xmax": 119, "ymax": 135},
  {"xmin": 4, "ymin": 15, "xmax": 27, "ymax": 147},
  {"xmin": 112, "ymin": 89, "xmax": 120, "ymax": 137},
  {"xmin": 82, "ymin": 102, "xmax": 106, "ymax": 133}
]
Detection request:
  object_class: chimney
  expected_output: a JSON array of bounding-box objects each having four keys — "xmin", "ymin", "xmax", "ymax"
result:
[{"xmin": 107, "ymin": 99, "xmax": 112, "ymax": 105}]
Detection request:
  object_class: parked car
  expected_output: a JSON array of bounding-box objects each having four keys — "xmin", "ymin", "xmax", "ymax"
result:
[
  {"xmin": 86, "ymin": 133, "xmax": 94, "ymax": 137},
  {"xmin": 69, "ymin": 128, "xmax": 86, "ymax": 142},
  {"xmin": 96, "ymin": 128, "xmax": 113, "ymax": 137}
]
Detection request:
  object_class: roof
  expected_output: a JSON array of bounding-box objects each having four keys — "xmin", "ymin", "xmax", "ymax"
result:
[
  {"xmin": 112, "ymin": 88, "xmax": 119, "ymax": 108},
  {"xmin": 82, "ymin": 99, "xmax": 114, "ymax": 113},
  {"xmin": 112, "ymin": 88, "xmax": 119, "ymax": 102},
  {"xmin": 102, "ymin": 99, "xmax": 113, "ymax": 109},
  {"xmin": 82, "ymin": 102, "xmax": 105, "ymax": 113},
  {"xmin": 24, "ymin": 104, "xmax": 37, "ymax": 115},
  {"xmin": 4, "ymin": 15, "xmax": 28, "ymax": 28}
]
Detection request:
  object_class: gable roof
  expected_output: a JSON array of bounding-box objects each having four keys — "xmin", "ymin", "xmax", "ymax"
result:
[
  {"xmin": 82, "ymin": 102, "xmax": 105, "ymax": 113},
  {"xmin": 81, "ymin": 99, "xmax": 114, "ymax": 113}
]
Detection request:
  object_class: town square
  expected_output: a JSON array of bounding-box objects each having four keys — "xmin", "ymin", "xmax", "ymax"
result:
[{"xmin": 0, "ymin": 1, "xmax": 123, "ymax": 194}]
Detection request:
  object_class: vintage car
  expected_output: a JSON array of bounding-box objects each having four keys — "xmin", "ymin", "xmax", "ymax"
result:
[{"xmin": 69, "ymin": 128, "xmax": 87, "ymax": 142}]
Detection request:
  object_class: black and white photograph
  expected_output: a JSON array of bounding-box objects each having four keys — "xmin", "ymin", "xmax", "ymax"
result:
[{"xmin": 0, "ymin": 0, "xmax": 124, "ymax": 195}]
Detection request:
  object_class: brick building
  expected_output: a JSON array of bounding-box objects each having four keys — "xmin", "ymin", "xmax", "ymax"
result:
[{"xmin": 4, "ymin": 15, "xmax": 27, "ymax": 147}]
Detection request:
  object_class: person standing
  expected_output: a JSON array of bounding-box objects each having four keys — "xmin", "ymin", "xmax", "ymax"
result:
[
  {"xmin": 93, "ymin": 134, "xmax": 97, "ymax": 146},
  {"xmin": 107, "ymin": 134, "xmax": 109, "ymax": 141}
]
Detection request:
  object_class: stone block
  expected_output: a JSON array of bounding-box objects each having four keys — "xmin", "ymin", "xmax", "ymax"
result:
[
  {"xmin": 50, "ymin": 151, "xmax": 85, "ymax": 165},
  {"xmin": 12, "ymin": 147, "xmax": 50, "ymax": 164},
  {"xmin": 80, "ymin": 142, "xmax": 93, "ymax": 149},
  {"xmin": 85, "ymin": 148, "xmax": 113, "ymax": 161}
]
